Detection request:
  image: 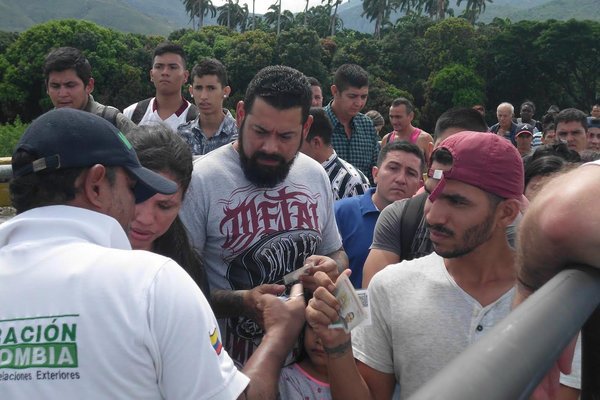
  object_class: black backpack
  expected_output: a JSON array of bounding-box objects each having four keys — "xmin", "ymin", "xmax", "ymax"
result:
[
  {"xmin": 129, "ymin": 98, "xmax": 199, "ymax": 124},
  {"xmin": 399, "ymin": 191, "xmax": 427, "ymax": 261}
]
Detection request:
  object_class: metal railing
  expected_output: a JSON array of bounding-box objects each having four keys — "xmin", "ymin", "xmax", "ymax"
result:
[
  {"xmin": 0, "ymin": 158, "xmax": 12, "ymax": 207},
  {"xmin": 410, "ymin": 266, "xmax": 600, "ymax": 400}
]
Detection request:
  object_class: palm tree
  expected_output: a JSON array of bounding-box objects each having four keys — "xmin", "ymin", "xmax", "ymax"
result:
[
  {"xmin": 217, "ymin": 0, "xmax": 247, "ymax": 31},
  {"xmin": 264, "ymin": 1, "xmax": 283, "ymax": 34},
  {"xmin": 320, "ymin": 0, "xmax": 343, "ymax": 36},
  {"xmin": 456, "ymin": 0, "xmax": 491, "ymax": 23},
  {"xmin": 362, "ymin": 0, "xmax": 401, "ymax": 39},
  {"xmin": 331, "ymin": 0, "xmax": 342, "ymax": 36},
  {"xmin": 304, "ymin": 0, "xmax": 310, "ymax": 26},
  {"xmin": 182, "ymin": 0, "xmax": 216, "ymax": 29},
  {"xmin": 423, "ymin": 0, "xmax": 449, "ymax": 20}
]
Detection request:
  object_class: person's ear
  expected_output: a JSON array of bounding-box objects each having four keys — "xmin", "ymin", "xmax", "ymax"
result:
[
  {"xmin": 85, "ymin": 77, "xmax": 95, "ymax": 95},
  {"xmin": 331, "ymin": 84, "xmax": 338, "ymax": 98},
  {"xmin": 79, "ymin": 164, "xmax": 109, "ymax": 209},
  {"xmin": 496, "ymin": 198, "xmax": 521, "ymax": 228},
  {"xmin": 236, "ymin": 101, "xmax": 245, "ymax": 127},
  {"xmin": 372, "ymin": 166, "xmax": 379, "ymax": 185},
  {"xmin": 302, "ymin": 115, "xmax": 313, "ymax": 141}
]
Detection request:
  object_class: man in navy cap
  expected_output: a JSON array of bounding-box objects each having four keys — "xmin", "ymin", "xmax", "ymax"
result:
[{"xmin": 0, "ymin": 108, "xmax": 305, "ymax": 400}]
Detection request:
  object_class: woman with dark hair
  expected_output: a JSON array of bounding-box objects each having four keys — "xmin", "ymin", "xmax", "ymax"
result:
[
  {"xmin": 127, "ymin": 124, "xmax": 209, "ymax": 296},
  {"xmin": 523, "ymin": 155, "xmax": 571, "ymax": 201}
]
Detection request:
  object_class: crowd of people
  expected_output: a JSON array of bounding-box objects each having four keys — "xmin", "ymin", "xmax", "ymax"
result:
[{"xmin": 0, "ymin": 41, "xmax": 599, "ymax": 399}]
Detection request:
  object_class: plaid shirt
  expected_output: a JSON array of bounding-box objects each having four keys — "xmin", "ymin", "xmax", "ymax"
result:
[
  {"xmin": 176, "ymin": 109, "xmax": 238, "ymax": 156},
  {"xmin": 325, "ymin": 103, "xmax": 379, "ymax": 183}
]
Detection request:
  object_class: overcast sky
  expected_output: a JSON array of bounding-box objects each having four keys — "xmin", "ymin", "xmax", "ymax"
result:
[{"xmin": 212, "ymin": 0, "xmax": 343, "ymax": 15}]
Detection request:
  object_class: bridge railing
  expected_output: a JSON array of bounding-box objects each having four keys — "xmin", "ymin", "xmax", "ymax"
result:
[{"xmin": 409, "ymin": 266, "xmax": 600, "ymax": 400}]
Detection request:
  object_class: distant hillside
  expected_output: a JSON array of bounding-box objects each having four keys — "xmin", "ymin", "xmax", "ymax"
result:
[
  {"xmin": 0, "ymin": 0, "xmax": 598, "ymax": 35},
  {"xmin": 0, "ymin": 0, "xmax": 196, "ymax": 35},
  {"xmin": 479, "ymin": 0, "xmax": 600, "ymax": 22},
  {"xmin": 336, "ymin": 0, "xmax": 599, "ymax": 33}
]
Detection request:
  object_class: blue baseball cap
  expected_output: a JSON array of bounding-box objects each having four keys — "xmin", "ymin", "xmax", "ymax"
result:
[{"xmin": 12, "ymin": 108, "xmax": 177, "ymax": 203}]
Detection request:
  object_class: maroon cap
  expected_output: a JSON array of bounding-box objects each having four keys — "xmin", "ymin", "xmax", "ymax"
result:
[{"xmin": 428, "ymin": 131, "xmax": 524, "ymax": 202}]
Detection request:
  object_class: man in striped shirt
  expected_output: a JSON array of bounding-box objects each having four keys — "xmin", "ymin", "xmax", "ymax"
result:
[{"xmin": 301, "ymin": 108, "xmax": 370, "ymax": 200}]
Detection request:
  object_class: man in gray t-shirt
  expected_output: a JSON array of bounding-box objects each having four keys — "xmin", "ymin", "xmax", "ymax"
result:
[{"xmin": 180, "ymin": 66, "xmax": 347, "ymax": 367}]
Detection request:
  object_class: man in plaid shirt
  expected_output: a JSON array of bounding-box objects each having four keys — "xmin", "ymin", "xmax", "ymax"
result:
[{"xmin": 324, "ymin": 64, "xmax": 380, "ymax": 183}]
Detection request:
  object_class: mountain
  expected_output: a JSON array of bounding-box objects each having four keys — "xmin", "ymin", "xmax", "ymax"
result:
[
  {"xmin": 479, "ymin": 0, "xmax": 600, "ymax": 23},
  {"xmin": 0, "ymin": 0, "xmax": 598, "ymax": 35},
  {"xmin": 0, "ymin": 0, "xmax": 196, "ymax": 35},
  {"xmin": 335, "ymin": 0, "xmax": 599, "ymax": 34}
]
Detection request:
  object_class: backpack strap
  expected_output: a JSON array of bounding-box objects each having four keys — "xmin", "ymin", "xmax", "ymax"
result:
[
  {"xmin": 399, "ymin": 191, "xmax": 427, "ymax": 261},
  {"xmin": 186, "ymin": 103, "xmax": 199, "ymax": 122},
  {"xmin": 130, "ymin": 98, "xmax": 152, "ymax": 124},
  {"xmin": 100, "ymin": 105, "xmax": 119, "ymax": 128}
]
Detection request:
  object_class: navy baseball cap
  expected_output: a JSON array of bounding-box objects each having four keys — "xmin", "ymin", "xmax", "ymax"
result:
[
  {"xmin": 515, "ymin": 123, "xmax": 534, "ymax": 138},
  {"xmin": 12, "ymin": 108, "xmax": 177, "ymax": 203}
]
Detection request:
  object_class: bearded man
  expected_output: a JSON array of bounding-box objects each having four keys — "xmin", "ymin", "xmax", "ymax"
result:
[{"xmin": 181, "ymin": 66, "xmax": 348, "ymax": 367}]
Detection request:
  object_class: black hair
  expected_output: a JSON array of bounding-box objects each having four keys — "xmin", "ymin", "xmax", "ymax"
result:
[
  {"xmin": 531, "ymin": 142, "xmax": 581, "ymax": 163},
  {"xmin": 390, "ymin": 97, "xmax": 414, "ymax": 114},
  {"xmin": 153, "ymin": 42, "xmax": 187, "ymax": 68},
  {"xmin": 10, "ymin": 151, "xmax": 116, "ymax": 214},
  {"xmin": 555, "ymin": 108, "xmax": 588, "ymax": 131},
  {"xmin": 333, "ymin": 64, "xmax": 369, "ymax": 92},
  {"xmin": 191, "ymin": 58, "xmax": 228, "ymax": 87},
  {"xmin": 431, "ymin": 147, "xmax": 453, "ymax": 166},
  {"xmin": 434, "ymin": 107, "xmax": 488, "ymax": 138},
  {"xmin": 542, "ymin": 123, "xmax": 555, "ymax": 138},
  {"xmin": 127, "ymin": 124, "xmax": 209, "ymax": 297},
  {"xmin": 365, "ymin": 110, "xmax": 384, "ymax": 127},
  {"xmin": 377, "ymin": 141, "xmax": 426, "ymax": 172},
  {"xmin": 306, "ymin": 107, "xmax": 333, "ymax": 145},
  {"xmin": 520, "ymin": 100, "xmax": 536, "ymax": 113},
  {"xmin": 243, "ymin": 65, "xmax": 312, "ymax": 124},
  {"xmin": 524, "ymin": 155, "xmax": 566, "ymax": 189},
  {"xmin": 306, "ymin": 76, "xmax": 321, "ymax": 87},
  {"xmin": 43, "ymin": 47, "xmax": 92, "ymax": 86},
  {"xmin": 126, "ymin": 124, "xmax": 192, "ymax": 193}
]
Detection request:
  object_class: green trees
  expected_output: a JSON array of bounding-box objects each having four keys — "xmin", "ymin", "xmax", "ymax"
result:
[
  {"xmin": 274, "ymin": 28, "xmax": 328, "ymax": 84},
  {"xmin": 0, "ymin": 16, "xmax": 598, "ymax": 134},
  {"xmin": 0, "ymin": 20, "xmax": 152, "ymax": 122}
]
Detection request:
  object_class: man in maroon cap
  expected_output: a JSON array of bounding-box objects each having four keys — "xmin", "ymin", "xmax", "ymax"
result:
[{"xmin": 305, "ymin": 132, "xmax": 580, "ymax": 399}]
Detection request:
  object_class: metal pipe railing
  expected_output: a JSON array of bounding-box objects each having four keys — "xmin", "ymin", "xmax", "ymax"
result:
[{"xmin": 409, "ymin": 266, "xmax": 600, "ymax": 400}]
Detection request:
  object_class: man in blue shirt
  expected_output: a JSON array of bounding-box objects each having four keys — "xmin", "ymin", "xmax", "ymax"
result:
[
  {"xmin": 334, "ymin": 141, "xmax": 425, "ymax": 287},
  {"xmin": 325, "ymin": 64, "xmax": 380, "ymax": 183}
]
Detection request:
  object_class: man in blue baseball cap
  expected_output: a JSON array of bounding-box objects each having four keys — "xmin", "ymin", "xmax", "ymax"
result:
[{"xmin": 1, "ymin": 108, "xmax": 305, "ymax": 399}]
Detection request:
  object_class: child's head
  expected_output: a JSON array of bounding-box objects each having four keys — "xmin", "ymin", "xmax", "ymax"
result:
[{"xmin": 301, "ymin": 323, "xmax": 327, "ymax": 369}]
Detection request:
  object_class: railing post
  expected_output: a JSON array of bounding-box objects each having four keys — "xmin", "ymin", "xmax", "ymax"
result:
[{"xmin": 581, "ymin": 305, "xmax": 600, "ymax": 400}]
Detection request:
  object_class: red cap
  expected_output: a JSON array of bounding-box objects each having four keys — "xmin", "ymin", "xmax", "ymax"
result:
[{"xmin": 428, "ymin": 131, "xmax": 524, "ymax": 202}]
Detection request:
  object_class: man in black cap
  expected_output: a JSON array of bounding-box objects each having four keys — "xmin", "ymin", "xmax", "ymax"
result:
[{"xmin": 0, "ymin": 108, "xmax": 305, "ymax": 399}]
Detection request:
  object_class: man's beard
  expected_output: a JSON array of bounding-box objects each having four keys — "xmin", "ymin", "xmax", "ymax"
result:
[
  {"xmin": 238, "ymin": 119, "xmax": 301, "ymax": 188},
  {"xmin": 427, "ymin": 211, "xmax": 495, "ymax": 259}
]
